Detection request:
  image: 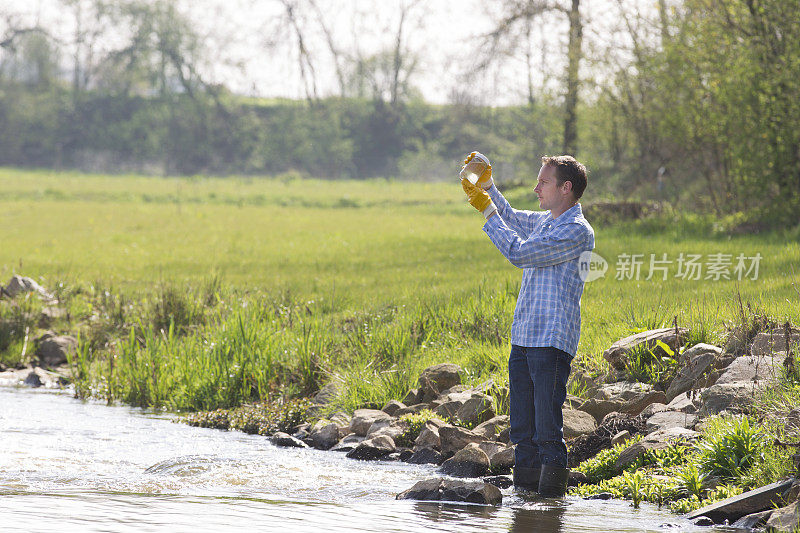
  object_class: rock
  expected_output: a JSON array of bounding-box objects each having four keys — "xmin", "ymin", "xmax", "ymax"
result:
[
  {"xmin": 700, "ymin": 381, "xmax": 763, "ymax": 416},
  {"xmin": 472, "ymin": 415, "xmax": 509, "ymax": 440},
  {"xmin": 23, "ymin": 369, "xmax": 43, "ymax": 388},
  {"xmin": 563, "ymin": 409, "xmax": 598, "ymax": 438},
  {"xmin": 564, "ymin": 393, "xmax": 587, "ymax": 410},
  {"xmin": 434, "ymin": 400, "xmax": 463, "ymax": 420},
  {"xmin": 293, "ymin": 425, "xmax": 310, "ymax": 441},
  {"xmin": 715, "ymin": 355, "xmax": 783, "ymax": 385},
  {"xmin": 408, "ymin": 447, "xmax": 444, "ymax": 465},
  {"xmin": 35, "ymin": 334, "xmax": 77, "ymax": 367},
  {"xmin": 38, "ymin": 306, "xmax": 66, "ymax": 328},
  {"xmin": 396, "ymin": 477, "xmax": 502, "ymax": 505},
  {"xmin": 368, "ymin": 422, "xmax": 403, "ymax": 441},
  {"xmin": 645, "ymin": 411, "xmax": 697, "ymax": 433},
  {"xmin": 395, "ymin": 403, "xmax": 431, "ymax": 416},
  {"xmin": 691, "ymin": 516, "xmax": 714, "ymax": 526},
  {"xmin": 476, "ymin": 441, "xmax": 506, "ymax": 460},
  {"xmin": 579, "ymin": 387, "xmax": 667, "ymax": 421},
  {"xmin": 313, "ymin": 382, "xmax": 338, "ymax": 405},
  {"xmin": 438, "ymin": 425, "xmax": 485, "ymax": 457},
  {"xmin": 730, "ymin": 510, "xmax": 772, "ymax": 529},
  {"xmin": 270, "ymin": 432, "xmax": 309, "ymax": 448},
  {"xmin": 381, "ymin": 400, "xmax": 405, "ymax": 416},
  {"xmin": 594, "ymin": 381, "xmax": 654, "ymax": 400},
  {"xmin": 414, "ymin": 423, "xmax": 442, "ymax": 451},
  {"xmin": 724, "ymin": 327, "xmax": 749, "ymax": 356},
  {"xmin": 418, "ymin": 363, "xmax": 462, "ymax": 402},
  {"xmin": 329, "ymin": 411, "xmax": 351, "ymax": 427},
  {"xmin": 455, "ymin": 394, "xmax": 494, "ymax": 427},
  {"xmin": 687, "ymin": 479, "xmax": 792, "ymax": 524},
  {"xmin": 483, "ymin": 475, "xmax": 513, "ymax": 489},
  {"xmin": 489, "ymin": 446, "xmax": 514, "ymax": 471},
  {"xmin": 349, "ymin": 409, "xmax": 392, "ymax": 437},
  {"xmin": 639, "ymin": 403, "xmax": 668, "ymax": 418},
  {"xmin": 569, "ymin": 471, "xmax": 589, "ymax": 487},
  {"xmin": 666, "ymin": 345, "xmax": 721, "ymax": 402},
  {"xmin": 308, "ymin": 421, "xmax": 339, "ymax": 450},
  {"xmin": 397, "ymin": 449, "xmax": 414, "ymax": 462},
  {"xmin": 330, "ymin": 434, "xmax": 365, "ymax": 452},
  {"xmin": 765, "ymin": 500, "xmax": 800, "ymax": 531},
  {"xmin": 440, "ymin": 443, "xmax": 490, "ymax": 477},
  {"xmin": 602, "ymin": 327, "xmax": 689, "ymax": 371},
  {"xmin": 4, "ymin": 275, "xmax": 54, "ymax": 300},
  {"xmin": 586, "ymin": 492, "xmax": 614, "ymax": 500},
  {"xmin": 610, "ymin": 430, "xmax": 631, "ymax": 447},
  {"xmin": 438, "ymin": 384, "xmax": 468, "ymax": 397},
  {"xmin": 497, "ymin": 427, "xmax": 510, "ymax": 444},
  {"xmin": 346, "ymin": 435, "xmax": 396, "ymax": 460},
  {"xmin": 665, "ymin": 393, "xmax": 700, "ymax": 414},
  {"xmin": 616, "ymin": 427, "xmax": 698, "ymax": 468},
  {"xmin": 751, "ymin": 329, "xmax": 800, "ymax": 357},
  {"xmin": 402, "ymin": 388, "xmax": 421, "ymax": 406},
  {"xmin": 14, "ymin": 366, "xmax": 60, "ymax": 388}
]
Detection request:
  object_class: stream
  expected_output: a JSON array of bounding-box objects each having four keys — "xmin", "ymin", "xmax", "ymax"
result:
[{"xmin": 0, "ymin": 386, "xmax": 739, "ymax": 532}]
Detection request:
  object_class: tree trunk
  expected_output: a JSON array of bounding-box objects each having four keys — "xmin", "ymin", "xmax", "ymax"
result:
[{"xmin": 563, "ymin": 0, "xmax": 582, "ymax": 155}]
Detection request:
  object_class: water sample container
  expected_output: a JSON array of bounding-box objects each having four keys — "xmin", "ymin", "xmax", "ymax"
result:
[{"xmin": 459, "ymin": 152, "xmax": 490, "ymax": 184}]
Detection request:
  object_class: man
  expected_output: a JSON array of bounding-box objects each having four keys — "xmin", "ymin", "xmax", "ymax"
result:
[{"xmin": 461, "ymin": 153, "xmax": 595, "ymax": 497}]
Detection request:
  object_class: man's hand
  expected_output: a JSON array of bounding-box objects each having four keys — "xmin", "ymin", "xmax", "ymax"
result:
[
  {"xmin": 462, "ymin": 178, "xmax": 497, "ymax": 219},
  {"xmin": 463, "ymin": 152, "xmax": 493, "ymax": 190}
]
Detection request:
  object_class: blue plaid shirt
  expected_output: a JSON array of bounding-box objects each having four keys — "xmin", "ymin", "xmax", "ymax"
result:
[{"xmin": 482, "ymin": 185, "xmax": 595, "ymax": 357}]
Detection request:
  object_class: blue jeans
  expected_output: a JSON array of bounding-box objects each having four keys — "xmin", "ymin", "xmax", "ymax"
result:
[{"xmin": 509, "ymin": 345, "xmax": 572, "ymax": 468}]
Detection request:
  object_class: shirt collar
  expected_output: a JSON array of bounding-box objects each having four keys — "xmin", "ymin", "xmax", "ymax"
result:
[{"xmin": 547, "ymin": 203, "xmax": 583, "ymax": 225}]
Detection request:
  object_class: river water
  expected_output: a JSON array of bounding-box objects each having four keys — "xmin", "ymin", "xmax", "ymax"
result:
[{"xmin": 0, "ymin": 387, "xmax": 736, "ymax": 532}]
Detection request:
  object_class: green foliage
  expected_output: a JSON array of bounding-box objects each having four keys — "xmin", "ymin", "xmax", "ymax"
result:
[
  {"xmin": 622, "ymin": 470, "xmax": 647, "ymax": 508},
  {"xmin": 395, "ymin": 409, "xmax": 437, "ymax": 448},
  {"xmin": 623, "ymin": 342, "xmax": 681, "ymax": 387},
  {"xmin": 184, "ymin": 398, "xmax": 313, "ymax": 435},
  {"xmin": 698, "ymin": 416, "xmax": 768, "ymax": 482},
  {"xmin": 574, "ymin": 436, "xmax": 642, "ymax": 483},
  {"xmin": 674, "ymin": 463, "xmax": 708, "ymax": 500},
  {"xmin": 670, "ymin": 495, "xmax": 703, "ymax": 514},
  {"xmin": 0, "ymin": 294, "xmax": 42, "ymax": 367}
]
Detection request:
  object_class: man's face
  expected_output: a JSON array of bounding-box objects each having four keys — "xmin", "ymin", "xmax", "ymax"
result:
[{"xmin": 533, "ymin": 165, "xmax": 569, "ymax": 211}]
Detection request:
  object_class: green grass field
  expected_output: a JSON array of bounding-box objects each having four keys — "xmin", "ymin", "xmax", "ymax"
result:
[{"xmin": 1, "ymin": 168, "xmax": 799, "ymax": 411}]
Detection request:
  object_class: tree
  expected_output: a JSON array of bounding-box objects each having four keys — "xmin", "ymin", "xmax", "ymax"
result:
[{"xmin": 480, "ymin": 0, "xmax": 584, "ymax": 155}]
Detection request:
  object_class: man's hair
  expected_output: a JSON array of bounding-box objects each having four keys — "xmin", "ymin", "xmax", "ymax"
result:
[{"xmin": 541, "ymin": 155, "xmax": 588, "ymax": 200}]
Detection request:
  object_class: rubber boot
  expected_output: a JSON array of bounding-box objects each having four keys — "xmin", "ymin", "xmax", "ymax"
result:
[
  {"xmin": 538, "ymin": 464, "xmax": 569, "ymax": 497},
  {"xmin": 512, "ymin": 466, "xmax": 541, "ymax": 492}
]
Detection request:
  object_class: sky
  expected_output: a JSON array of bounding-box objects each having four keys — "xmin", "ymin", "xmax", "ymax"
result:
[{"xmin": 0, "ymin": 0, "xmax": 655, "ymax": 105}]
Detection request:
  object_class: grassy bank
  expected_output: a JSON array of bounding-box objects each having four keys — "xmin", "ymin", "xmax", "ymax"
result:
[{"xmin": 1, "ymin": 168, "xmax": 799, "ymax": 412}]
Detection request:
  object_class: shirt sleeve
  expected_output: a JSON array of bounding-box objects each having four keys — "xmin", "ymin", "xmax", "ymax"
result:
[
  {"xmin": 483, "ymin": 215, "xmax": 589, "ymax": 268},
  {"xmin": 487, "ymin": 185, "xmax": 547, "ymax": 239}
]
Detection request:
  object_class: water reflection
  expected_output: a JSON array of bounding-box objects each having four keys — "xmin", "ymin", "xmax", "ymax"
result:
[
  {"xmin": 412, "ymin": 501, "xmax": 500, "ymax": 523},
  {"xmin": 509, "ymin": 500, "xmax": 565, "ymax": 533}
]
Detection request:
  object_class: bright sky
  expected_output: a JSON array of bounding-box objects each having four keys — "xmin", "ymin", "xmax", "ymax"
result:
[{"xmin": 1, "ymin": 0, "xmax": 653, "ymax": 104}]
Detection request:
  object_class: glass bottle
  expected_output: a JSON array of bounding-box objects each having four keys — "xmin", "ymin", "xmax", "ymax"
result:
[{"xmin": 459, "ymin": 152, "xmax": 490, "ymax": 185}]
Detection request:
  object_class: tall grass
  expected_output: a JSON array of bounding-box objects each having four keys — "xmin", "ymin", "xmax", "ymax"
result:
[{"xmin": 2, "ymin": 169, "xmax": 799, "ymax": 411}]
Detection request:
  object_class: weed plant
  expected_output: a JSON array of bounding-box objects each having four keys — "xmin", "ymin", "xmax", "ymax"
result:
[
  {"xmin": 395, "ymin": 409, "xmax": 438, "ymax": 447},
  {"xmin": 698, "ymin": 416, "xmax": 767, "ymax": 482}
]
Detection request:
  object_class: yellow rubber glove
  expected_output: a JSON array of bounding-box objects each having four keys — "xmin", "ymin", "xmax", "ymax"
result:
[
  {"xmin": 462, "ymin": 178, "xmax": 497, "ymax": 219},
  {"xmin": 463, "ymin": 152, "xmax": 493, "ymax": 190}
]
